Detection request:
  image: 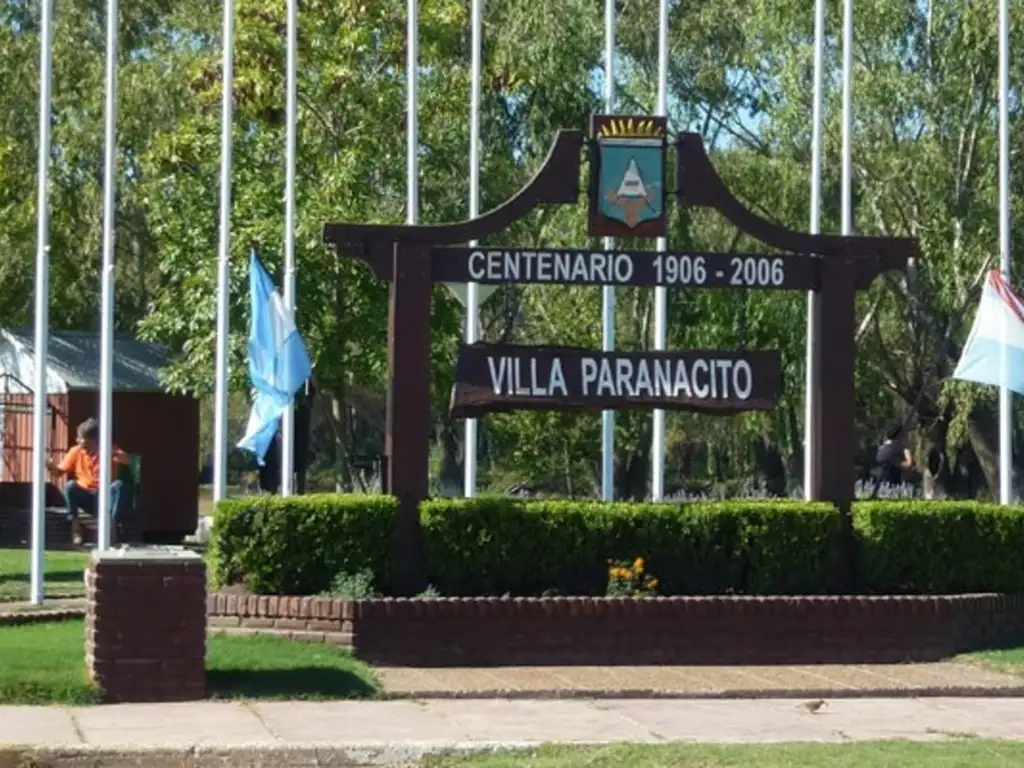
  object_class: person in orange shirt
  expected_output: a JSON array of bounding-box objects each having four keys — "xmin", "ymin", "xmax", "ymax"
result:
[{"xmin": 47, "ymin": 418, "xmax": 131, "ymax": 546}]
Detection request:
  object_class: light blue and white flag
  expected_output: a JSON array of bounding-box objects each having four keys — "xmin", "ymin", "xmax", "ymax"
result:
[
  {"xmin": 953, "ymin": 270, "xmax": 1024, "ymax": 395},
  {"xmin": 237, "ymin": 250, "xmax": 313, "ymax": 464}
]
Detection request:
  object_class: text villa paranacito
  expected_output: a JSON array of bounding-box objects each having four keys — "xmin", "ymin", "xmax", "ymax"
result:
[{"xmin": 486, "ymin": 355, "xmax": 757, "ymax": 400}]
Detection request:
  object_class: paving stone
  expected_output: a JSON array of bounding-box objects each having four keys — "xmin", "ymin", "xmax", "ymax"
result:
[{"xmin": 71, "ymin": 701, "xmax": 276, "ymax": 748}]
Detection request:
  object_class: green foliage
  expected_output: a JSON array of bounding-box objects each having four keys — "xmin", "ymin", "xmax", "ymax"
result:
[
  {"xmin": 210, "ymin": 494, "xmax": 397, "ymax": 594},
  {"xmin": 3, "ymin": 0, "xmax": 1021, "ymax": 495},
  {"xmin": 419, "ymin": 497, "xmax": 839, "ymax": 596},
  {"xmin": 320, "ymin": 569, "xmax": 380, "ymax": 599},
  {"xmin": 742, "ymin": 502, "xmax": 843, "ymax": 594},
  {"xmin": 210, "ymin": 495, "xmax": 1024, "ymax": 597},
  {"xmin": 853, "ymin": 501, "xmax": 1024, "ymax": 593}
]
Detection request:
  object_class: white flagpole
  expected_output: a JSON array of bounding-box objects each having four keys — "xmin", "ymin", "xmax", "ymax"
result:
[
  {"xmin": 998, "ymin": 0, "xmax": 1012, "ymax": 504},
  {"xmin": 600, "ymin": 0, "xmax": 616, "ymax": 502},
  {"xmin": 97, "ymin": 0, "xmax": 119, "ymax": 550},
  {"xmin": 651, "ymin": 0, "xmax": 669, "ymax": 501},
  {"xmin": 804, "ymin": 0, "xmax": 825, "ymax": 499},
  {"xmin": 213, "ymin": 0, "xmax": 236, "ymax": 504},
  {"xmin": 464, "ymin": 0, "xmax": 482, "ymax": 498},
  {"xmin": 407, "ymin": 0, "xmax": 418, "ymax": 226},
  {"xmin": 841, "ymin": 0, "xmax": 852, "ymax": 239},
  {"xmin": 280, "ymin": 0, "xmax": 298, "ymax": 497},
  {"xmin": 30, "ymin": 0, "xmax": 55, "ymax": 605}
]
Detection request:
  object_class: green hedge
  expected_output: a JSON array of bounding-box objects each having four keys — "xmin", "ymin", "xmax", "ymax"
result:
[
  {"xmin": 210, "ymin": 494, "xmax": 398, "ymax": 594},
  {"xmin": 420, "ymin": 497, "xmax": 839, "ymax": 596},
  {"xmin": 210, "ymin": 495, "xmax": 1024, "ymax": 596},
  {"xmin": 854, "ymin": 500, "xmax": 1024, "ymax": 593},
  {"xmin": 212, "ymin": 494, "xmax": 838, "ymax": 596}
]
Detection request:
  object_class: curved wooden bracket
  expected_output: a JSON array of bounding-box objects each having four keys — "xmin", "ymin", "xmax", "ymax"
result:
[
  {"xmin": 323, "ymin": 129, "xmax": 583, "ymax": 262},
  {"xmin": 674, "ymin": 132, "xmax": 919, "ymax": 286}
]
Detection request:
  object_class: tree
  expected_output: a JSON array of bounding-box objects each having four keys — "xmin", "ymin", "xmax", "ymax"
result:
[{"xmin": 4, "ymin": 0, "xmax": 1020, "ymax": 499}]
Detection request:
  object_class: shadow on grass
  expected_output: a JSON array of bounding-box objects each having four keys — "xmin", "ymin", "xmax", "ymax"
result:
[
  {"xmin": 1, "ymin": 568, "xmax": 86, "ymax": 585},
  {"xmin": 0, "ymin": 570, "xmax": 86, "ymax": 600},
  {"xmin": 206, "ymin": 666, "xmax": 380, "ymax": 701},
  {"xmin": 28, "ymin": 568, "xmax": 86, "ymax": 582}
]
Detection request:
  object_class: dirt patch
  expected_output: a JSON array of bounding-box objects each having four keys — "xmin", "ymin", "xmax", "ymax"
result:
[{"xmin": 5, "ymin": 746, "xmax": 415, "ymax": 767}]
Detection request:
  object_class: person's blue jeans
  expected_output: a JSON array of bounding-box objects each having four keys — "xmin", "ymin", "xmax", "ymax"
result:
[{"xmin": 64, "ymin": 480, "xmax": 122, "ymax": 522}]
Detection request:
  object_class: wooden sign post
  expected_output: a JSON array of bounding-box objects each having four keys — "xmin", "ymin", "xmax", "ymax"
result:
[{"xmin": 324, "ymin": 125, "xmax": 918, "ymax": 594}]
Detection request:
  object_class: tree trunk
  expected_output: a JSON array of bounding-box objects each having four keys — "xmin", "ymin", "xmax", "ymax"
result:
[
  {"xmin": 753, "ymin": 438, "xmax": 787, "ymax": 496},
  {"xmin": 328, "ymin": 393, "xmax": 355, "ymax": 492},
  {"xmin": 436, "ymin": 418, "xmax": 462, "ymax": 496},
  {"xmin": 918, "ymin": 414, "xmax": 954, "ymax": 500},
  {"xmin": 966, "ymin": 403, "xmax": 1015, "ymax": 500},
  {"xmin": 617, "ymin": 421, "xmax": 653, "ymax": 501}
]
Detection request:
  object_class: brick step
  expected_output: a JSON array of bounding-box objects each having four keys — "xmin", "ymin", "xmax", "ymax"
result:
[{"xmin": 0, "ymin": 507, "xmax": 142, "ymax": 550}]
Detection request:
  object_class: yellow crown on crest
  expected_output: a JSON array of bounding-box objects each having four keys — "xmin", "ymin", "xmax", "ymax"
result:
[{"xmin": 598, "ymin": 117, "xmax": 664, "ymax": 139}]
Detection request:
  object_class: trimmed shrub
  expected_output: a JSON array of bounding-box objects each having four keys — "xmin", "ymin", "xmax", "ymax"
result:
[
  {"xmin": 209, "ymin": 494, "xmax": 1024, "ymax": 597},
  {"xmin": 853, "ymin": 500, "xmax": 1024, "ymax": 593},
  {"xmin": 210, "ymin": 494, "xmax": 398, "ymax": 594},
  {"xmin": 740, "ymin": 502, "xmax": 843, "ymax": 593},
  {"xmin": 420, "ymin": 497, "xmax": 839, "ymax": 596}
]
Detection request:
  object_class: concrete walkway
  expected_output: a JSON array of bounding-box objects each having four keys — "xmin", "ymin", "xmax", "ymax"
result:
[{"xmin": 2, "ymin": 697, "xmax": 1024, "ymax": 766}]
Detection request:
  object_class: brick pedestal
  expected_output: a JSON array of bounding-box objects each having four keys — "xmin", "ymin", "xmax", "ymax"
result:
[{"xmin": 85, "ymin": 547, "xmax": 206, "ymax": 702}]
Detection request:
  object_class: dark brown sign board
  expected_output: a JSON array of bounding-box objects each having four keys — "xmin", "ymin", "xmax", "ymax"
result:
[
  {"xmin": 431, "ymin": 248, "xmax": 818, "ymax": 290},
  {"xmin": 451, "ymin": 343, "xmax": 781, "ymax": 418}
]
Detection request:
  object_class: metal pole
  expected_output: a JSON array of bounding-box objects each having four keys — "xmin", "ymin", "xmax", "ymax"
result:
[
  {"xmin": 998, "ymin": 0, "xmax": 1012, "ymax": 504},
  {"xmin": 464, "ymin": 0, "xmax": 482, "ymax": 498},
  {"xmin": 841, "ymin": 0, "xmax": 853, "ymax": 238},
  {"xmin": 97, "ymin": 0, "xmax": 119, "ymax": 550},
  {"xmin": 281, "ymin": 0, "xmax": 298, "ymax": 497},
  {"xmin": 407, "ymin": 0, "xmax": 419, "ymax": 226},
  {"xmin": 600, "ymin": 0, "xmax": 616, "ymax": 502},
  {"xmin": 213, "ymin": 0, "xmax": 235, "ymax": 504},
  {"xmin": 30, "ymin": 0, "xmax": 55, "ymax": 606},
  {"xmin": 651, "ymin": 0, "xmax": 669, "ymax": 501},
  {"xmin": 803, "ymin": 0, "xmax": 825, "ymax": 499}
]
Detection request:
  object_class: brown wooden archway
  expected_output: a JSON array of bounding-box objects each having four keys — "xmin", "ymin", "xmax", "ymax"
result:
[{"xmin": 324, "ymin": 128, "xmax": 919, "ymax": 594}]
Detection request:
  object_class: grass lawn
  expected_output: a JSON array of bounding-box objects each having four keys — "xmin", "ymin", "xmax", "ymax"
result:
[
  {"xmin": 965, "ymin": 647, "xmax": 1024, "ymax": 677},
  {"xmin": 0, "ymin": 548, "xmax": 90, "ymax": 602},
  {"xmin": 423, "ymin": 742, "xmax": 1024, "ymax": 767},
  {"xmin": 0, "ymin": 619, "xmax": 380, "ymax": 705}
]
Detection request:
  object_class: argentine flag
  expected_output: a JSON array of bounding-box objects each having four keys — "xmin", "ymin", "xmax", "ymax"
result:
[
  {"xmin": 237, "ymin": 251, "xmax": 313, "ymax": 464},
  {"xmin": 952, "ymin": 270, "xmax": 1024, "ymax": 395}
]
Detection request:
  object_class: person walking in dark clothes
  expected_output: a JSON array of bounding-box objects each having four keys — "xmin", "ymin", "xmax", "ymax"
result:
[{"xmin": 869, "ymin": 422, "xmax": 914, "ymax": 498}]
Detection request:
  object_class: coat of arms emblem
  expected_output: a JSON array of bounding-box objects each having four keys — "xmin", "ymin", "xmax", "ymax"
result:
[{"xmin": 588, "ymin": 115, "xmax": 668, "ymax": 238}]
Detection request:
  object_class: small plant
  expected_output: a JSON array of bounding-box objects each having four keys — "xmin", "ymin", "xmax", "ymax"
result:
[
  {"xmin": 606, "ymin": 556, "xmax": 659, "ymax": 597},
  {"xmin": 320, "ymin": 569, "xmax": 380, "ymax": 599},
  {"xmin": 417, "ymin": 584, "xmax": 442, "ymax": 598}
]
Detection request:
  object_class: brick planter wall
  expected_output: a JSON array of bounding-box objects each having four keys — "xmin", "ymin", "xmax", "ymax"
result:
[
  {"xmin": 87, "ymin": 548, "xmax": 207, "ymax": 702},
  {"xmin": 208, "ymin": 594, "xmax": 355, "ymax": 646},
  {"xmin": 207, "ymin": 593, "xmax": 1024, "ymax": 667}
]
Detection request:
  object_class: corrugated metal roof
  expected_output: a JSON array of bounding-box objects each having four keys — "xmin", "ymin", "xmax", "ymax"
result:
[{"xmin": 0, "ymin": 328, "xmax": 172, "ymax": 393}]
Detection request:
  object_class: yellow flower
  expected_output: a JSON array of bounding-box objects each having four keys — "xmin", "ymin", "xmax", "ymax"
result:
[
  {"xmin": 633, "ymin": 557, "xmax": 645, "ymax": 573},
  {"xmin": 646, "ymin": 577, "xmax": 659, "ymax": 590}
]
